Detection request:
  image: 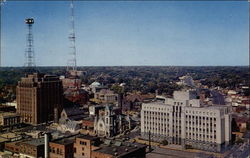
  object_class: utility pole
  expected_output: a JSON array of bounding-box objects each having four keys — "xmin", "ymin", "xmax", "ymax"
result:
[{"xmin": 149, "ymin": 130, "xmax": 152, "ymax": 152}]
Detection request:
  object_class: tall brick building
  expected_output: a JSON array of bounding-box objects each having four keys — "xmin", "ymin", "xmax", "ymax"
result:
[{"xmin": 16, "ymin": 73, "xmax": 63, "ymax": 125}]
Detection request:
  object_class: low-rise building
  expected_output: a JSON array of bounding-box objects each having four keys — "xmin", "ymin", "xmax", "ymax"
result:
[
  {"xmin": 0, "ymin": 132, "xmax": 23, "ymax": 142},
  {"xmin": 19, "ymin": 138, "xmax": 44, "ymax": 158},
  {"xmin": 94, "ymin": 89, "xmax": 118, "ymax": 104},
  {"xmin": 49, "ymin": 137, "xmax": 74, "ymax": 158},
  {"xmin": 82, "ymin": 117, "xmax": 95, "ymax": 135},
  {"xmin": 91, "ymin": 140, "xmax": 147, "ymax": 158},
  {"xmin": 0, "ymin": 112, "xmax": 20, "ymax": 127},
  {"xmin": 4, "ymin": 140, "xmax": 22, "ymax": 154},
  {"xmin": 123, "ymin": 93, "xmax": 155, "ymax": 111},
  {"xmin": 74, "ymin": 135, "xmax": 101, "ymax": 158},
  {"xmin": 73, "ymin": 135, "xmax": 146, "ymax": 158}
]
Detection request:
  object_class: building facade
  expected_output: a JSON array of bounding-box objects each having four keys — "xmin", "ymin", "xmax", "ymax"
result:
[
  {"xmin": 19, "ymin": 138, "xmax": 45, "ymax": 158},
  {"xmin": 0, "ymin": 112, "xmax": 20, "ymax": 127},
  {"xmin": 16, "ymin": 73, "xmax": 63, "ymax": 125},
  {"xmin": 73, "ymin": 135, "xmax": 100, "ymax": 158},
  {"xmin": 91, "ymin": 140, "xmax": 147, "ymax": 158},
  {"xmin": 49, "ymin": 138, "xmax": 74, "ymax": 158},
  {"xmin": 94, "ymin": 89, "xmax": 118, "ymax": 104},
  {"xmin": 94, "ymin": 105, "xmax": 131, "ymax": 137},
  {"xmin": 141, "ymin": 90, "xmax": 232, "ymax": 152}
]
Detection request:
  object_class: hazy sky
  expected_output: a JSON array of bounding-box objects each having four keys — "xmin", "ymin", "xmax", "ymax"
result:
[{"xmin": 1, "ymin": 1, "xmax": 249, "ymax": 66}]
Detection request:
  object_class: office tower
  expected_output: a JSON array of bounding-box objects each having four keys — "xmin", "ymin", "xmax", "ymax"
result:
[{"xmin": 16, "ymin": 73, "xmax": 63, "ymax": 125}]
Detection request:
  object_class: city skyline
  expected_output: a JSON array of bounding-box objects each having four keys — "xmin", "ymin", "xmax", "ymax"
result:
[{"xmin": 1, "ymin": 1, "xmax": 249, "ymax": 67}]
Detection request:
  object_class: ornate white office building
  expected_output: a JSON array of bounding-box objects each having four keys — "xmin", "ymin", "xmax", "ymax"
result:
[{"xmin": 141, "ymin": 90, "xmax": 232, "ymax": 152}]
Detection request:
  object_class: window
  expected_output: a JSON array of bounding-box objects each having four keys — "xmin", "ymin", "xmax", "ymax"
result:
[
  {"xmin": 80, "ymin": 141, "xmax": 87, "ymax": 145},
  {"xmin": 82, "ymin": 153, "xmax": 85, "ymax": 156}
]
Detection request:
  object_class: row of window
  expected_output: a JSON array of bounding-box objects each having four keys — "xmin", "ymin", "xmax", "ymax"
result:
[
  {"xmin": 186, "ymin": 121, "xmax": 216, "ymax": 127},
  {"xmin": 185, "ymin": 133, "xmax": 217, "ymax": 139},
  {"xmin": 185, "ymin": 115, "xmax": 216, "ymax": 121},
  {"xmin": 144, "ymin": 111, "xmax": 170, "ymax": 116},
  {"xmin": 185, "ymin": 110, "xmax": 216, "ymax": 116},
  {"xmin": 80, "ymin": 141, "xmax": 87, "ymax": 145},
  {"xmin": 50, "ymin": 147, "xmax": 63, "ymax": 155}
]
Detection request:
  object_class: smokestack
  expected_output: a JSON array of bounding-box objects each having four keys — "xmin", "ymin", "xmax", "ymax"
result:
[{"xmin": 45, "ymin": 132, "xmax": 51, "ymax": 158}]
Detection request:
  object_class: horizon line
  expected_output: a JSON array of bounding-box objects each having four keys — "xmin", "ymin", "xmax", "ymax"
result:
[{"xmin": 0, "ymin": 65, "xmax": 249, "ymax": 68}]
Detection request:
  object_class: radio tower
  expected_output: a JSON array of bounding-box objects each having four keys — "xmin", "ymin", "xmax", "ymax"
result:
[
  {"xmin": 67, "ymin": 0, "xmax": 77, "ymax": 72},
  {"xmin": 25, "ymin": 18, "xmax": 35, "ymax": 68}
]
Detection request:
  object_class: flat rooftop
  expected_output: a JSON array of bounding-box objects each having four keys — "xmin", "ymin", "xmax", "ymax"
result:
[
  {"xmin": 144, "ymin": 101, "xmax": 229, "ymax": 110},
  {"xmin": 51, "ymin": 137, "xmax": 75, "ymax": 145},
  {"xmin": 22, "ymin": 138, "xmax": 44, "ymax": 146},
  {"xmin": 0, "ymin": 137, "xmax": 8, "ymax": 143},
  {"xmin": 77, "ymin": 135, "xmax": 99, "ymax": 141},
  {"xmin": 94, "ymin": 140, "xmax": 146, "ymax": 157},
  {"xmin": 0, "ymin": 132, "xmax": 21, "ymax": 139},
  {"xmin": 0, "ymin": 112, "xmax": 20, "ymax": 117}
]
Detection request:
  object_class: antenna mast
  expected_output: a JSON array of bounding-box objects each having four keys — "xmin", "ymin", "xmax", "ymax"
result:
[
  {"xmin": 67, "ymin": 0, "xmax": 77, "ymax": 72},
  {"xmin": 25, "ymin": 18, "xmax": 35, "ymax": 68}
]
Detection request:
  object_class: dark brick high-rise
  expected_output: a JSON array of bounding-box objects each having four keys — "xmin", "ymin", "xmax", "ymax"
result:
[{"xmin": 16, "ymin": 73, "xmax": 63, "ymax": 125}]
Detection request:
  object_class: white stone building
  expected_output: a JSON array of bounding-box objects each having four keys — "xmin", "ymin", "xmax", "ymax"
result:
[{"xmin": 141, "ymin": 90, "xmax": 232, "ymax": 152}]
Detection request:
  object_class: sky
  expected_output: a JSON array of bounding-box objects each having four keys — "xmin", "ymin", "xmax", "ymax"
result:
[{"xmin": 1, "ymin": 1, "xmax": 249, "ymax": 66}]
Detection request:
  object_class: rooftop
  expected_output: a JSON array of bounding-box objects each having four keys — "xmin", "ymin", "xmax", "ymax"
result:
[
  {"xmin": 51, "ymin": 137, "xmax": 75, "ymax": 145},
  {"xmin": 22, "ymin": 138, "xmax": 44, "ymax": 146},
  {"xmin": 94, "ymin": 141, "xmax": 146, "ymax": 157},
  {"xmin": 144, "ymin": 101, "xmax": 229, "ymax": 111},
  {"xmin": 90, "ymin": 81, "xmax": 101, "ymax": 87},
  {"xmin": 77, "ymin": 135, "xmax": 99, "ymax": 141},
  {"xmin": 0, "ymin": 132, "xmax": 21, "ymax": 139},
  {"xmin": 82, "ymin": 116, "xmax": 95, "ymax": 122},
  {"xmin": 0, "ymin": 112, "xmax": 20, "ymax": 118},
  {"xmin": 0, "ymin": 137, "xmax": 8, "ymax": 143}
]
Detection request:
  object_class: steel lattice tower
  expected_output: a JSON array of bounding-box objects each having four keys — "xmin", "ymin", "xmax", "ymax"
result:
[
  {"xmin": 25, "ymin": 18, "xmax": 35, "ymax": 68},
  {"xmin": 0, "ymin": 0, "xmax": 6, "ymax": 67},
  {"xmin": 67, "ymin": 0, "xmax": 77, "ymax": 71}
]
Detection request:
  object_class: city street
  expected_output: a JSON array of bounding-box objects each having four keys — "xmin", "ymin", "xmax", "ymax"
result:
[{"xmin": 146, "ymin": 146, "xmax": 216, "ymax": 158}]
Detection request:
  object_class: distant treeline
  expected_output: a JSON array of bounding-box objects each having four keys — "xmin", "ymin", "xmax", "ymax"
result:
[{"xmin": 0, "ymin": 66, "xmax": 249, "ymax": 96}]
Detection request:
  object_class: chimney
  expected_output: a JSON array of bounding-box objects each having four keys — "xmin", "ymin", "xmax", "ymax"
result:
[{"xmin": 45, "ymin": 132, "xmax": 51, "ymax": 158}]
